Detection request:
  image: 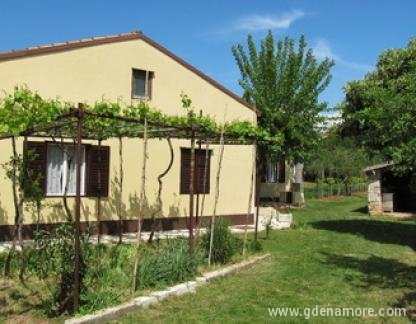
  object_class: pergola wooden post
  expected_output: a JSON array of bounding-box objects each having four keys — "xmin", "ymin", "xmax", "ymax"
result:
[
  {"xmin": 254, "ymin": 146, "xmax": 260, "ymax": 243},
  {"xmin": 73, "ymin": 103, "xmax": 84, "ymax": 312},
  {"xmin": 188, "ymin": 128, "xmax": 196, "ymax": 251}
]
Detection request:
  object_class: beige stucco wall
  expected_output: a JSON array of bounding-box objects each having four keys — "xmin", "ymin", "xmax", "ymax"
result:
[
  {"xmin": 0, "ymin": 39, "xmax": 254, "ymax": 121},
  {"xmin": 0, "ymin": 38, "xmax": 256, "ymax": 226}
]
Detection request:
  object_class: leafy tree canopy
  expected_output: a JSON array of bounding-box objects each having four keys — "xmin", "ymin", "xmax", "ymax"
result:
[
  {"xmin": 305, "ymin": 129, "xmax": 373, "ymax": 183},
  {"xmin": 232, "ymin": 31, "xmax": 334, "ymax": 161},
  {"xmin": 341, "ymin": 38, "xmax": 416, "ymax": 174}
]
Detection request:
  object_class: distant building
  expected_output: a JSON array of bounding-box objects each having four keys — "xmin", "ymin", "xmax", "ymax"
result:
[{"xmin": 318, "ymin": 108, "xmax": 343, "ymax": 133}]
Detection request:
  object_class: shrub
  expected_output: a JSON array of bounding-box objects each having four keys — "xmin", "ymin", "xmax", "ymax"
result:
[
  {"xmin": 30, "ymin": 223, "xmax": 88, "ymax": 315},
  {"xmin": 200, "ymin": 218, "xmax": 242, "ymax": 264},
  {"xmin": 79, "ymin": 243, "xmax": 134, "ymax": 313},
  {"xmin": 2, "ymin": 237, "xmax": 203, "ymax": 315},
  {"xmin": 249, "ymin": 240, "xmax": 263, "ymax": 252},
  {"xmin": 79, "ymin": 287, "xmax": 123, "ymax": 315},
  {"xmin": 136, "ymin": 239, "xmax": 200, "ymax": 289},
  {"xmin": 0, "ymin": 249, "xmax": 20, "ymax": 274}
]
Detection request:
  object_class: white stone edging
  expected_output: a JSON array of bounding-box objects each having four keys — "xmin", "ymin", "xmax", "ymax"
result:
[{"xmin": 65, "ymin": 253, "xmax": 271, "ymax": 324}]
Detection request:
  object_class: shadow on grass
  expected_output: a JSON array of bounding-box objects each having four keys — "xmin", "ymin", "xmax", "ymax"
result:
[
  {"xmin": 311, "ymin": 219, "xmax": 416, "ymax": 250},
  {"xmin": 351, "ymin": 206, "xmax": 368, "ymax": 214},
  {"xmin": 321, "ymin": 253, "xmax": 416, "ymax": 320}
]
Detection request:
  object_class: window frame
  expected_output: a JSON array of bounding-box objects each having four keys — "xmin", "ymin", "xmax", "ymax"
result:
[
  {"xmin": 278, "ymin": 160, "xmax": 286, "ymax": 183},
  {"xmin": 131, "ymin": 68, "xmax": 154, "ymax": 99},
  {"xmin": 262, "ymin": 157, "xmax": 279, "ymax": 183},
  {"xmin": 24, "ymin": 141, "xmax": 110, "ymax": 198}
]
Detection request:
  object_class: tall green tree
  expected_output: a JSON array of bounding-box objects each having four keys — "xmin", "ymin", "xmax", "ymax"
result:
[
  {"xmin": 232, "ymin": 31, "xmax": 334, "ymax": 161},
  {"xmin": 341, "ymin": 38, "xmax": 416, "ymax": 174},
  {"xmin": 305, "ymin": 130, "xmax": 371, "ymax": 182}
]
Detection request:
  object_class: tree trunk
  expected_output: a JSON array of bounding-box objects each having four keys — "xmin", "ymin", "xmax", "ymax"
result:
[
  {"xmin": 208, "ymin": 128, "xmax": 225, "ymax": 265},
  {"xmin": 196, "ymin": 140, "xmax": 210, "ymax": 240},
  {"xmin": 148, "ymin": 137, "xmax": 173, "ymax": 243},
  {"xmin": 97, "ymin": 139, "xmax": 103, "ymax": 244},
  {"xmin": 243, "ymin": 145, "xmax": 256, "ymax": 257},
  {"xmin": 132, "ymin": 118, "xmax": 148, "ymax": 293},
  {"xmin": 4, "ymin": 137, "xmax": 22, "ymax": 277},
  {"xmin": 61, "ymin": 138, "xmax": 73, "ymax": 221},
  {"xmin": 117, "ymin": 137, "xmax": 122, "ymax": 244},
  {"xmin": 294, "ymin": 163, "xmax": 304, "ymax": 183}
]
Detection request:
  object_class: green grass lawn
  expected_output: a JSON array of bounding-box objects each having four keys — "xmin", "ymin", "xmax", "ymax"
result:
[{"xmin": 113, "ymin": 195, "xmax": 416, "ymax": 323}]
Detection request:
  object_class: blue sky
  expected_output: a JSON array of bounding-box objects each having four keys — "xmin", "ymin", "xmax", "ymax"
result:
[{"xmin": 1, "ymin": 0, "xmax": 415, "ymax": 107}]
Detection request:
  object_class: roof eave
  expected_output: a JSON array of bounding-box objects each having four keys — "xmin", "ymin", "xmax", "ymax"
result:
[{"xmin": 0, "ymin": 31, "xmax": 259, "ymax": 116}]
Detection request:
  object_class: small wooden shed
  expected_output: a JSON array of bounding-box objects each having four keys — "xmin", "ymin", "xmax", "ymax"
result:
[{"xmin": 364, "ymin": 162, "xmax": 416, "ymax": 215}]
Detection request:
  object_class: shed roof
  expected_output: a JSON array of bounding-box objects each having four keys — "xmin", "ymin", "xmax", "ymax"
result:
[{"xmin": 363, "ymin": 162, "xmax": 394, "ymax": 173}]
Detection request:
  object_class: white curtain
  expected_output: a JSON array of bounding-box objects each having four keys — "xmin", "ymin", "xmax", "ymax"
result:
[
  {"xmin": 63, "ymin": 146, "xmax": 85, "ymax": 195},
  {"xmin": 46, "ymin": 145, "xmax": 64, "ymax": 195},
  {"xmin": 46, "ymin": 145, "xmax": 85, "ymax": 195},
  {"xmin": 66, "ymin": 147, "xmax": 76, "ymax": 195},
  {"xmin": 265, "ymin": 157, "xmax": 278, "ymax": 183}
]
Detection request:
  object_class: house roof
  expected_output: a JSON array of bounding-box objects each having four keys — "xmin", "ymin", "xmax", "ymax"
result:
[
  {"xmin": 0, "ymin": 31, "xmax": 259, "ymax": 115},
  {"xmin": 363, "ymin": 162, "xmax": 394, "ymax": 173}
]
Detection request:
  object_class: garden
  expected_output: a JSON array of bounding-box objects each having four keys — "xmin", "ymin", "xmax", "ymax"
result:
[
  {"xmin": 116, "ymin": 194, "xmax": 416, "ymax": 323},
  {"xmin": 1, "ymin": 26, "xmax": 416, "ymax": 323},
  {"xmin": 0, "ymin": 218, "xmax": 261, "ymax": 321},
  {"xmin": 0, "ymin": 88, "xmax": 273, "ymax": 321}
]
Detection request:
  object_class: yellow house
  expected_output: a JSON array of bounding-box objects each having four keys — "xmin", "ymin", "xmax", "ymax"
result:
[
  {"xmin": 0, "ymin": 31, "xmax": 264, "ymax": 240},
  {"xmin": 0, "ymin": 31, "xmax": 301, "ymax": 241}
]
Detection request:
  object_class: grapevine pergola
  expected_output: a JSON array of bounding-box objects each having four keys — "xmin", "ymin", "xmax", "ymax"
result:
[{"xmin": 0, "ymin": 89, "xmax": 282, "ymax": 312}]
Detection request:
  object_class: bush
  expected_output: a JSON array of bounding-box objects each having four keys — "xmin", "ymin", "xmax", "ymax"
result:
[
  {"xmin": 0, "ymin": 249, "xmax": 20, "ymax": 274},
  {"xmin": 136, "ymin": 239, "xmax": 200, "ymax": 289},
  {"xmin": 2, "ymin": 237, "xmax": 201, "ymax": 315},
  {"xmin": 200, "ymin": 218, "xmax": 242, "ymax": 264},
  {"xmin": 249, "ymin": 239, "xmax": 263, "ymax": 252},
  {"xmin": 79, "ymin": 287, "xmax": 123, "ymax": 315},
  {"xmin": 29, "ymin": 223, "xmax": 87, "ymax": 315},
  {"xmin": 79, "ymin": 243, "xmax": 134, "ymax": 314}
]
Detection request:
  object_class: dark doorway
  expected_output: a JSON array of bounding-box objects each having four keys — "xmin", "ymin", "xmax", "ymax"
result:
[{"xmin": 381, "ymin": 171, "xmax": 416, "ymax": 212}]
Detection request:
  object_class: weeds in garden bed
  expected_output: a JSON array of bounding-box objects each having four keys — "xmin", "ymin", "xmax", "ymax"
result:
[
  {"xmin": 200, "ymin": 218, "xmax": 243, "ymax": 264},
  {"xmin": 0, "ymin": 220, "xmax": 257, "ymax": 320}
]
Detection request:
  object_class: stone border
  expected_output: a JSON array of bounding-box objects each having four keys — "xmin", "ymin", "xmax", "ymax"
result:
[
  {"xmin": 65, "ymin": 253, "xmax": 271, "ymax": 324},
  {"xmin": 0, "ymin": 226, "xmax": 256, "ymax": 253}
]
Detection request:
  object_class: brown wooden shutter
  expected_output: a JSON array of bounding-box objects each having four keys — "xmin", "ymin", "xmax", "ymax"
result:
[
  {"xmin": 196, "ymin": 150, "xmax": 210, "ymax": 194},
  {"xmin": 24, "ymin": 141, "xmax": 47, "ymax": 196},
  {"xmin": 86, "ymin": 145, "xmax": 110, "ymax": 197},
  {"xmin": 278, "ymin": 160, "xmax": 286, "ymax": 183},
  {"xmin": 180, "ymin": 148, "xmax": 192, "ymax": 194},
  {"xmin": 180, "ymin": 148, "xmax": 211, "ymax": 194}
]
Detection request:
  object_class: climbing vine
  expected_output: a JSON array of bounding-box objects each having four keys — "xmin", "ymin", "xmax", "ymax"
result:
[{"xmin": 0, "ymin": 87, "xmax": 283, "ymax": 147}]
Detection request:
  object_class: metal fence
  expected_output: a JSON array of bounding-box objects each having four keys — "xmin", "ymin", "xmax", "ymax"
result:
[{"xmin": 304, "ymin": 182, "xmax": 367, "ymax": 199}]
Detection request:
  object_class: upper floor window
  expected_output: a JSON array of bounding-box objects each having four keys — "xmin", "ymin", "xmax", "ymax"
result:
[{"xmin": 132, "ymin": 69, "xmax": 154, "ymax": 99}]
